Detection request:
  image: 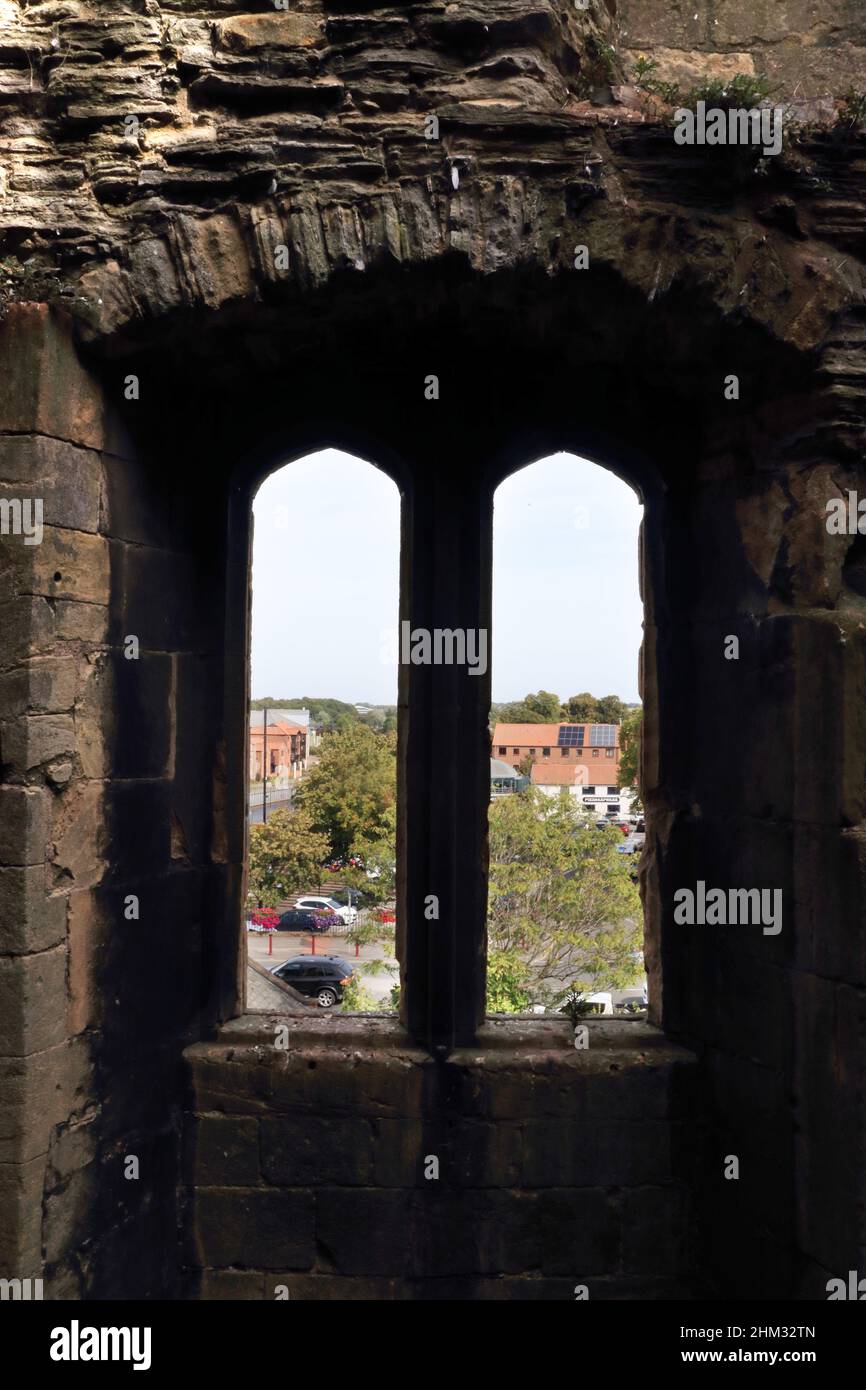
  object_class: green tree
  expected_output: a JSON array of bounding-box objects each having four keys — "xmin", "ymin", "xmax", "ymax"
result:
[
  {"xmin": 249, "ymin": 696, "xmax": 369, "ymax": 731},
  {"xmin": 294, "ymin": 723, "xmax": 396, "ymax": 858},
  {"xmin": 487, "ymin": 788, "xmax": 643, "ymax": 1010},
  {"xmin": 619, "ymin": 707, "xmax": 642, "ymax": 801},
  {"xmin": 562, "ymin": 692, "xmax": 599, "ymax": 722},
  {"xmin": 522, "ymin": 689, "xmax": 561, "ymax": 721},
  {"xmin": 492, "ymin": 691, "xmax": 562, "ymax": 724},
  {"xmin": 595, "ymin": 694, "xmax": 628, "ymax": 724},
  {"xmin": 343, "ymin": 802, "xmax": 397, "ymax": 906},
  {"xmin": 486, "ymin": 949, "xmax": 533, "ymax": 1013},
  {"xmin": 247, "ymin": 807, "xmax": 329, "ymax": 909}
]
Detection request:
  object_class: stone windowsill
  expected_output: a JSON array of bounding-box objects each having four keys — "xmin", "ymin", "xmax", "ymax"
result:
[{"xmin": 211, "ymin": 1012, "xmax": 696, "ymax": 1072}]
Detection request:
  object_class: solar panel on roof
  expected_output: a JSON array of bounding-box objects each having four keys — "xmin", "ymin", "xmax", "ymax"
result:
[
  {"xmin": 589, "ymin": 725, "xmax": 617, "ymax": 747},
  {"xmin": 557, "ymin": 725, "xmax": 585, "ymax": 746}
]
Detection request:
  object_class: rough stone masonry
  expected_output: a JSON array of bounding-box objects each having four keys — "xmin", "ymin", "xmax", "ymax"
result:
[{"xmin": 0, "ymin": 0, "xmax": 864, "ymax": 1302}]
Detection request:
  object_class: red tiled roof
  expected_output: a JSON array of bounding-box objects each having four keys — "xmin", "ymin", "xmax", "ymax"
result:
[
  {"xmin": 493, "ymin": 723, "xmax": 562, "ymax": 745},
  {"xmin": 493, "ymin": 722, "xmax": 620, "ymax": 748}
]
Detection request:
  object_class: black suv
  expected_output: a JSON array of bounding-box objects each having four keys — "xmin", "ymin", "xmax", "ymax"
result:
[
  {"xmin": 276, "ymin": 908, "xmax": 340, "ymax": 933},
  {"xmin": 270, "ymin": 955, "xmax": 354, "ymax": 1007}
]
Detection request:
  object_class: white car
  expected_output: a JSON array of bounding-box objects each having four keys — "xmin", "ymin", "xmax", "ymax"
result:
[{"xmin": 294, "ymin": 895, "xmax": 357, "ymax": 926}]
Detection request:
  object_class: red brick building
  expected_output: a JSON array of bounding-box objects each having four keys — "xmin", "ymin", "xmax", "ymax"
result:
[
  {"xmin": 492, "ymin": 721, "xmax": 621, "ymax": 778},
  {"xmin": 249, "ymin": 717, "xmax": 307, "ymax": 782},
  {"xmin": 492, "ymin": 721, "xmax": 633, "ymax": 816}
]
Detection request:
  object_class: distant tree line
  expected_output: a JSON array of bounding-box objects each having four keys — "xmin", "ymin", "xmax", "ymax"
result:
[
  {"xmin": 490, "ymin": 690, "xmax": 637, "ymax": 726},
  {"xmin": 250, "ymin": 696, "xmax": 397, "ymax": 733}
]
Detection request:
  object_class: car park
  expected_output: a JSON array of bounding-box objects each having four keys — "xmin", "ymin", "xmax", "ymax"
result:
[
  {"xmin": 295, "ymin": 895, "xmax": 357, "ymax": 925},
  {"xmin": 275, "ymin": 908, "xmax": 341, "ymax": 933},
  {"xmin": 269, "ymin": 955, "xmax": 354, "ymax": 1007}
]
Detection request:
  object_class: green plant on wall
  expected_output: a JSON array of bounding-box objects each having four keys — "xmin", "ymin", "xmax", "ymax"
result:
[
  {"xmin": 573, "ymin": 33, "xmax": 620, "ymax": 100},
  {"xmin": 682, "ymin": 73, "xmax": 775, "ymax": 111},
  {"xmin": 839, "ymin": 88, "xmax": 866, "ymax": 127},
  {"xmin": 631, "ymin": 56, "xmax": 681, "ymax": 106}
]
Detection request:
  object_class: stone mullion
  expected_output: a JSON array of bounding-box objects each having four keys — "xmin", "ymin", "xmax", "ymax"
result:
[{"xmin": 400, "ymin": 464, "xmax": 493, "ymax": 1053}]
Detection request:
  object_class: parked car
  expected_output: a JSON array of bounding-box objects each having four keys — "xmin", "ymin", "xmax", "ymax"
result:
[
  {"xmin": 269, "ymin": 955, "xmax": 354, "ymax": 1007},
  {"xmin": 617, "ymin": 834, "xmax": 642, "ymax": 855},
  {"xmin": 620, "ymin": 991, "xmax": 648, "ymax": 1013},
  {"xmin": 295, "ymin": 895, "xmax": 357, "ymax": 925},
  {"xmin": 275, "ymin": 908, "xmax": 341, "ymax": 933}
]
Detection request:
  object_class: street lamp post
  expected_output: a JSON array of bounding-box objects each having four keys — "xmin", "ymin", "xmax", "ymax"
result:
[{"xmin": 262, "ymin": 704, "xmax": 268, "ymax": 824}]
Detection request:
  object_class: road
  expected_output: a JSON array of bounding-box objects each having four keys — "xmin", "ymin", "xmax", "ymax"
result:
[
  {"xmin": 247, "ymin": 928, "xmax": 399, "ymax": 1003},
  {"xmin": 248, "ymin": 788, "xmax": 296, "ymax": 824}
]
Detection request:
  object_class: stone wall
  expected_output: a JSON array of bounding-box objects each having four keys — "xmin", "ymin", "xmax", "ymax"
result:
[
  {"xmin": 0, "ymin": 307, "xmax": 235, "ymax": 1296},
  {"xmin": 185, "ymin": 1016, "xmax": 698, "ymax": 1299},
  {"xmin": 0, "ymin": 1, "xmax": 864, "ymax": 1302},
  {"xmin": 617, "ymin": 0, "xmax": 866, "ymax": 93}
]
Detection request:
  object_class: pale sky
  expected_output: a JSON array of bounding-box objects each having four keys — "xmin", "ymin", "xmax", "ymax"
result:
[{"xmin": 250, "ymin": 449, "xmax": 643, "ymax": 705}]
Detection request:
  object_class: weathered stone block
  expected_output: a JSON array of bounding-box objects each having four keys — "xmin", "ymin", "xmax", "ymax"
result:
[
  {"xmin": 43, "ymin": 1158, "xmax": 97, "ymax": 1266},
  {"xmin": 0, "ymin": 865, "xmax": 66, "ymax": 954},
  {"xmin": 55, "ymin": 600, "xmax": 108, "ymax": 644},
  {"xmin": 0, "ymin": 1034, "xmax": 92, "ymax": 1168},
  {"xmin": 622, "ymin": 1186, "xmax": 689, "ymax": 1276},
  {"xmin": 538, "ymin": 1189, "xmax": 621, "ymax": 1276},
  {"xmin": 0, "ymin": 656, "xmax": 77, "ymax": 716},
  {"xmin": 269, "ymin": 1048, "xmax": 425, "ymax": 1116},
  {"xmin": 0, "ymin": 527, "xmax": 109, "ymax": 606},
  {"xmin": 109, "ymin": 540, "xmax": 200, "ymax": 651},
  {"xmin": 216, "ymin": 14, "xmax": 323, "ymax": 53},
  {"xmin": 50, "ymin": 781, "xmax": 107, "ymax": 892},
  {"xmin": 0, "ymin": 713, "xmax": 75, "ymax": 771},
  {"xmin": 187, "ymin": 1043, "xmax": 275, "ymax": 1116},
  {"xmin": 192, "ymin": 1188, "xmax": 315, "ymax": 1271},
  {"xmin": 66, "ymin": 888, "xmax": 104, "ymax": 1035},
  {"xmin": 197, "ymin": 1270, "xmax": 266, "ymax": 1300},
  {"xmin": 316, "ymin": 1189, "xmax": 411, "ymax": 1276},
  {"xmin": 0, "ymin": 596, "xmax": 55, "ymax": 666},
  {"xmin": 0, "ymin": 306, "xmax": 104, "ymax": 450},
  {"xmin": 0, "ymin": 1153, "xmax": 45, "ymax": 1272},
  {"xmin": 794, "ymin": 973, "xmax": 865, "ymax": 1275},
  {"xmin": 794, "ymin": 823, "xmax": 866, "ymax": 985},
  {"xmin": 413, "ymin": 1190, "xmax": 542, "ymax": 1277},
  {"xmin": 0, "ymin": 945, "xmax": 67, "ymax": 1056},
  {"xmin": 261, "ymin": 1115, "xmax": 372, "ymax": 1186},
  {"xmin": 186, "ymin": 1115, "xmax": 261, "ymax": 1187},
  {"xmin": 112, "ymin": 652, "xmax": 174, "ymax": 779},
  {"xmin": 521, "ymin": 1120, "xmax": 671, "ymax": 1187},
  {"xmin": 0, "ymin": 786, "xmax": 51, "ymax": 865},
  {"xmin": 0, "ymin": 435, "xmax": 101, "ymax": 534}
]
